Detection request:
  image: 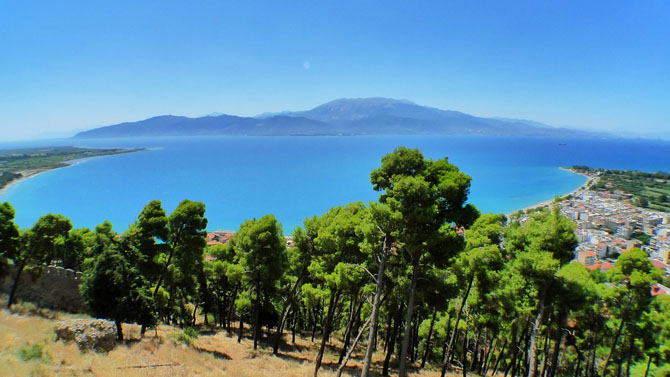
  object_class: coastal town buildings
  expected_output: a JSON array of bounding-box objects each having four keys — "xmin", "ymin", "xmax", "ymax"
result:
[
  {"xmin": 513, "ymin": 170, "xmax": 670, "ymax": 289},
  {"xmin": 518, "ymin": 173, "xmax": 670, "ymax": 286}
]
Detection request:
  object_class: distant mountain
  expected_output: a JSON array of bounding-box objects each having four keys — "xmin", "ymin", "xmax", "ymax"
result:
[
  {"xmin": 490, "ymin": 117, "xmax": 553, "ymax": 129},
  {"xmin": 74, "ymin": 98, "xmax": 607, "ymax": 138}
]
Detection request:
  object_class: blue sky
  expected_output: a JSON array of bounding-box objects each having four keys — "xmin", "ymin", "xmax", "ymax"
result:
[{"xmin": 1, "ymin": 1, "xmax": 669, "ymax": 140}]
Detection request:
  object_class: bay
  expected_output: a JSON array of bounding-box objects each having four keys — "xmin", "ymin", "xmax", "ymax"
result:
[{"xmin": 1, "ymin": 135, "xmax": 670, "ymax": 232}]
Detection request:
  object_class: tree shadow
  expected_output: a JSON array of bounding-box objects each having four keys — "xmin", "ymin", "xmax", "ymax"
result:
[
  {"xmin": 271, "ymin": 352, "xmax": 392, "ymax": 377},
  {"xmin": 193, "ymin": 345, "xmax": 232, "ymax": 360}
]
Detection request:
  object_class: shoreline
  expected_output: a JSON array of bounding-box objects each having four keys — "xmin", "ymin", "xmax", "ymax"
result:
[
  {"xmin": 0, "ymin": 168, "xmax": 52, "ymax": 195},
  {"xmin": 0, "ymin": 148, "xmax": 145, "ymax": 196},
  {"xmin": 505, "ymin": 167, "xmax": 595, "ymax": 217}
]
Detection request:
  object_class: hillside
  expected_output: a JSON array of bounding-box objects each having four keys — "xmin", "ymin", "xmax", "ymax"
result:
[
  {"xmin": 74, "ymin": 98, "xmax": 605, "ymax": 138},
  {"xmin": 0, "ymin": 304, "xmax": 462, "ymax": 377}
]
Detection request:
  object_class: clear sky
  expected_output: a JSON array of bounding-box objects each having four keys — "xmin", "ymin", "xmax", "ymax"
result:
[{"xmin": 1, "ymin": 1, "xmax": 669, "ymax": 140}]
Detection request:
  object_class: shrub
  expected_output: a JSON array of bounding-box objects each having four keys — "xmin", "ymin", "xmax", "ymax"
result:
[
  {"xmin": 16, "ymin": 344, "xmax": 50, "ymax": 363},
  {"xmin": 170, "ymin": 327, "xmax": 199, "ymax": 346}
]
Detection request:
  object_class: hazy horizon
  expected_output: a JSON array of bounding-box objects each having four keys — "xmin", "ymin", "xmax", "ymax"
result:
[{"xmin": 1, "ymin": 1, "xmax": 669, "ymax": 141}]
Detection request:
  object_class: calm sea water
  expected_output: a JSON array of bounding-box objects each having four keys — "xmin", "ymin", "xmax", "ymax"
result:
[{"xmin": 1, "ymin": 135, "xmax": 670, "ymax": 232}]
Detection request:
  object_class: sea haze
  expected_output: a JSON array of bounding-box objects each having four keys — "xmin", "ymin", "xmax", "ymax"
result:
[{"xmin": 1, "ymin": 136, "xmax": 670, "ymax": 232}]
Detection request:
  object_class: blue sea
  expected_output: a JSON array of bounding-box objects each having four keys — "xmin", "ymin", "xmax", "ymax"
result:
[{"xmin": 1, "ymin": 135, "xmax": 670, "ymax": 232}]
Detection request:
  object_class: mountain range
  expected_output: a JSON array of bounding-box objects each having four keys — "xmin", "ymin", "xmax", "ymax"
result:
[{"xmin": 74, "ymin": 98, "xmax": 605, "ymax": 138}]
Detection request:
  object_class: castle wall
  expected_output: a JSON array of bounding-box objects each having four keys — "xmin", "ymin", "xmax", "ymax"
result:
[{"xmin": 1, "ymin": 264, "xmax": 87, "ymax": 313}]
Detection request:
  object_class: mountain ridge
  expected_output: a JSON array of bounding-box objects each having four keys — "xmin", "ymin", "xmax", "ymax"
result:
[{"xmin": 74, "ymin": 98, "xmax": 607, "ymax": 139}]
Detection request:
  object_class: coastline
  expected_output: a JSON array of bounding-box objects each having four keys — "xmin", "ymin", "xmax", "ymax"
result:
[
  {"xmin": 0, "ymin": 168, "xmax": 52, "ymax": 195},
  {"xmin": 505, "ymin": 167, "xmax": 594, "ymax": 217},
  {"xmin": 0, "ymin": 148, "xmax": 145, "ymax": 196}
]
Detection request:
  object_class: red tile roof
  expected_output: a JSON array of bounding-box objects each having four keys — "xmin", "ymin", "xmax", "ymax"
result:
[
  {"xmin": 599, "ymin": 262, "xmax": 613, "ymax": 271},
  {"xmin": 652, "ymin": 260, "xmax": 667, "ymax": 269},
  {"xmin": 652, "ymin": 284, "xmax": 669, "ymax": 296}
]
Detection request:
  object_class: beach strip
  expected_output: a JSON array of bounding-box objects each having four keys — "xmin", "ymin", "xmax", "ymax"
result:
[{"xmin": 505, "ymin": 167, "xmax": 595, "ymax": 217}]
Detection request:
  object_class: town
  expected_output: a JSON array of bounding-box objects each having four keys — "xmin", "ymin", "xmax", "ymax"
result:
[{"xmin": 517, "ymin": 169, "xmax": 670, "ymax": 297}]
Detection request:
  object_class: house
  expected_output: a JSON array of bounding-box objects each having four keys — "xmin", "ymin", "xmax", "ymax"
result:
[
  {"xmin": 651, "ymin": 259, "xmax": 670, "ymax": 274},
  {"xmin": 578, "ymin": 250, "xmax": 597, "ymax": 266},
  {"xmin": 206, "ymin": 230, "xmax": 236, "ymax": 246}
]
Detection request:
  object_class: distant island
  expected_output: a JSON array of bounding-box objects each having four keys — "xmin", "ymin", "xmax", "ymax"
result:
[
  {"xmin": 74, "ymin": 97, "xmax": 608, "ymax": 139},
  {"xmin": 0, "ymin": 147, "xmax": 141, "ymax": 191}
]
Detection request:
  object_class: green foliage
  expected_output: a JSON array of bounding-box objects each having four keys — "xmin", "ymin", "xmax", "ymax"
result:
[
  {"xmin": 631, "ymin": 231, "xmax": 651, "ymax": 245},
  {"xmin": 81, "ymin": 247, "xmax": 155, "ymax": 335},
  {"xmin": 230, "ymin": 214, "xmax": 286, "ymax": 293},
  {"xmin": 228, "ymin": 214, "xmax": 286, "ymax": 348},
  {"xmin": 29, "ymin": 213, "xmax": 73, "ymax": 265},
  {"xmin": 171, "ymin": 327, "xmax": 199, "ymax": 346},
  {"xmin": 16, "ymin": 344, "xmax": 50, "ymax": 363},
  {"xmin": 0, "ymin": 202, "xmax": 19, "ymax": 260}
]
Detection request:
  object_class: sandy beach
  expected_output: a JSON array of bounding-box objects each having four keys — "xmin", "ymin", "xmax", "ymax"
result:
[
  {"xmin": 505, "ymin": 167, "xmax": 596, "ymax": 217},
  {"xmin": 0, "ymin": 168, "xmax": 53, "ymax": 195}
]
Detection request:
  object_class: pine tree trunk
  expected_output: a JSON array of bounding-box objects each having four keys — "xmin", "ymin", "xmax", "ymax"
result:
[
  {"xmin": 253, "ymin": 284, "xmax": 261, "ymax": 350},
  {"xmin": 292, "ymin": 309, "xmax": 297, "ymax": 344},
  {"xmin": 384, "ymin": 309, "xmax": 394, "ymax": 354},
  {"xmin": 238, "ymin": 315, "xmax": 244, "ymax": 343},
  {"xmin": 603, "ymin": 293, "xmax": 633, "ymax": 375},
  {"xmin": 625, "ymin": 333, "xmax": 635, "ymax": 377},
  {"xmin": 643, "ymin": 355, "xmax": 653, "ymax": 377},
  {"xmin": 482, "ymin": 335, "xmax": 496, "ymax": 374},
  {"xmin": 338, "ymin": 294, "xmax": 358, "ymax": 364},
  {"xmin": 383, "ymin": 304, "xmax": 403, "ymax": 377},
  {"xmin": 313, "ymin": 290, "xmax": 339, "ymax": 377},
  {"xmin": 336, "ymin": 316, "xmax": 371, "ymax": 377},
  {"xmin": 6, "ymin": 258, "xmax": 26, "ymax": 309},
  {"xmin": 603, "ymin": 317, "xmax": 626, "ymax": 375},
  {"xmin": 273, "ymin": 278, "xmax": 302, "ymax": 354},
  {"xmin": 540, "ymin": 331, "xmax": 551, "ymax": 377},
  {"xmin": 421, "ymin": 308, "xmax": 438, "ymax": 368},
  {"xmin": 508, "ymin": 323, "xmax": 530, "ymax": 377},
  {"xmin": 548, "ymin": 323, "xmax": 564, "ymax": 377},
  {"xmin": 573, "ymin": 346, "xmax": 583, "ymax": 377},
  {"xmin": 521, "ymin": 321, "xmax": 532, "ymax": 377},
  {"xmin": 192, "ymin": 303, "xmax": 198, "ymax": 326},
  {"xmin": 311, "ymin": 299, "xmax": 321, "ymax": 342},
  {"xmin": 462, "ymin": 331, "xmax": 468, "ymax": 377},
  {"xmin": 527, "ymin": 287, "xmax": 548, "ymax": 377},
  {"xmin": 540, "ymin": 338, "xmax": 551, "ymax": 377},
  {"xmin": 471, "ymin": 326, "xmax": 482, "ymax": 372},
  {"xmin": 441, "ymin": 274, "xmax": 474, "ymax": 376},
  {"xmin": 152, "ymin": 231, "xmax": 181, "ymax": 298},
  {"xmin": 116, "ymin": 320, "xmax": 124, "ymax": 340},
  {"xmin": 410, "ymin": 319, "xmax": 417, "ymax": 363},
  {"xmin": 361, "ymin": 236, "xmax": 389, "ymax": 377},
  {"xmin": 491, "ymin": 337, "xmax": 507, "ymax": 376},
  {"xmin": 587, "ymin": 325, "xmax": 600, "ymax": 377},
  {"xmin": 398, "ymin": 254, "xmax": 421, "ymax": 377}
]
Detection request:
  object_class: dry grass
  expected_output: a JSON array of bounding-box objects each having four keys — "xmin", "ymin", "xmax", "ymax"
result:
[{"xmin": 0, "ymin": 304, "xmax": 465, "ymax": 377}]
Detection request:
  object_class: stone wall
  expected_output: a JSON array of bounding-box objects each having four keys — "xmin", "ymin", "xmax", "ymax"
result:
[{"xmin": 1, "ymin": 264, "xmax": 87, "ymax": 313}]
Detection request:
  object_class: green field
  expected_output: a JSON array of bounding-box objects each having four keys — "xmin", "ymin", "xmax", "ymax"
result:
[
  {"xmin": 0, "ymin": 146, "xmax": 141, "ymax": 190},
  {"xmin": 572, "ymin": 165, "xmax": 670, "ymax": 212}
]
